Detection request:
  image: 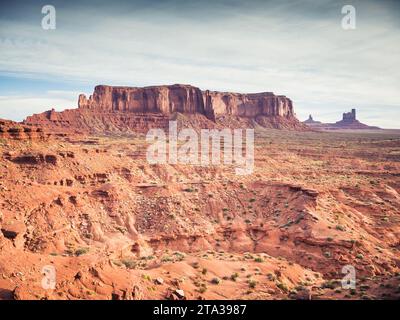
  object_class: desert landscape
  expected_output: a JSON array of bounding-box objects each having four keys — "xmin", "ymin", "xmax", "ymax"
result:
[
  {"xmin": 0, "ymin": 84, "xmax": 399, "ymax": 300},
  {"xmin": 1, "ymin": 0, "xmax": 399, "ymax": 306}
]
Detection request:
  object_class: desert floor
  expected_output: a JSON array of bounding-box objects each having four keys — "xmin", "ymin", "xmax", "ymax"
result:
[{"xmin": 0, "ymin": 128, "xmax": 399, "ymax": 300}]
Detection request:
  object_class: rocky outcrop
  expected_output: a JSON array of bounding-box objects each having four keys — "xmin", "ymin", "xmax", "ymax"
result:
[
  {"xmin": 78, "ymin": 84, "xmax": 206, "ymax": 115},
  {"xmin": 24, "ymin": 84, "xmax": 307, "ymax": 133},
  {"xmin": 8, "ymin": 153, "xmax": 58, "ymax": 166},
  {"xmin": 204, "ymin": 90, "xmax": 294, "ymax": 118},
  {"xmin": 0, "ymin": 119, "xmax": 51, "ymax": 141}
]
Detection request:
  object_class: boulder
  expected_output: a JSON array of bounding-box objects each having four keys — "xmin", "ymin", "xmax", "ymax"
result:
[{"xmin": 1, "ymin": 222, "xmax": 26, "ymax": 249}]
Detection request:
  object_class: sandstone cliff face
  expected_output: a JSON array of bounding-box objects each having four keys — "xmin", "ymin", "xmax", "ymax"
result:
[
  {"xmin": 78, "ymin": 84, "xmax": 206, "ymax": 115},
  {"xmin": 77, "ymin": 85, "xmax": 295, "ymax": 119},
  {"xmin": 203, "ymin": 90, "xmax": 294, "ymax": 119},
  {"xmin": 24, "ymin": 84, "xmax": 306, "ymax": 133}
]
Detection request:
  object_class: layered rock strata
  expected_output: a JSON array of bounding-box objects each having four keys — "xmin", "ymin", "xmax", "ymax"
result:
[{"xmin": 24, "ymin": 84, "xmax": 306, "ymax": 133}]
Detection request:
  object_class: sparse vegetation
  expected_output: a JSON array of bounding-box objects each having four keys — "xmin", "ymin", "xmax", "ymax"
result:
[
  {"xmin": 323, "ymin": 251, "xmax": 331, "ymax": 258},
  {"xmin": 322, "ymin": 280, "xmax": 340, "ymax": 289},
  {"xmin": 142, "ymin": 274, "xmax": 152, "ymax": 281},
  {"xmin": 161, "ymin": 255, "xmax": 173, "ymax": 262},
  {"xmin": 267, "ymin": 273, "xmax": 276, "ymax": 281},
  {"xmin": 277, "ymin": 282, "xmax": 288, "ymax": 292},
  {"xmin": 122, "ymin": 259, "xmax": 136, "ymax": 269},
  {"xmin": 198, "ymin": 285, "xmax": 207, "ymax": 293},
  {"xmin": 335, "ymin": 225, "xmax": 345, "ymax": 231},
  {"xmin": 248, "ymin": 279, "xmax": 257, "ymax": 288},
  {"xmin": 75, "ymin": 247, "xmax": 89, "ymax": 256},
  {"xmin": 230, "ymin": 272, "xmax": 239, "ymax": 281},
  {"xmin": 174, "ymin": 251, "xmax": 185, "ymax": 261}
]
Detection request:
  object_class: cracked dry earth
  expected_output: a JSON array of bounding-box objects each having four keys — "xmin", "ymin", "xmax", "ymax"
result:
[{"xmin": 0, "ymin": 129, "xmax": 400, "ymax": 300}]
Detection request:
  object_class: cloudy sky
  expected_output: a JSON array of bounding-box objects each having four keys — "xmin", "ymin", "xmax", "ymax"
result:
[{"xmin": 0, "ymin": 0, "xmax": 399, "ymax": 127}]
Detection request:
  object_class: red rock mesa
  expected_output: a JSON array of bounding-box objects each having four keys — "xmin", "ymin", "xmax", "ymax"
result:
[{"xmin": 24, "ymin": 84, "xmax": 307, "ymax": 133}]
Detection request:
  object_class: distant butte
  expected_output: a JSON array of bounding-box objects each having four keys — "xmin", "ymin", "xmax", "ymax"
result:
[
  {"xmin": 304, "ymin": 114, "xmax": 321, "ymax": 125},
  {"xmin": 23, "ymin": 84, "xmax": 308, "ymax": 134},
  {"xmin": 303, "ymin": 109, "xmax": 380, "ymax": 130}
]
